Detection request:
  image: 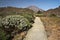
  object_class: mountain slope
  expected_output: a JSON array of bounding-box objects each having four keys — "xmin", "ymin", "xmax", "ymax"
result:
[
  {"xmin": 0, "ymin": 7, "xmax": 34, "ymax": 17},
  {"xmin": 0, "ymin": 7, "xmax": 34, "ymax": 13},
  {"xmin": 44, "ymin": 6, "xmax": 60, "ymax": 17},
  {"xmin": 27, "ymin": 6, "xmax": 44, "ymax": 12}
]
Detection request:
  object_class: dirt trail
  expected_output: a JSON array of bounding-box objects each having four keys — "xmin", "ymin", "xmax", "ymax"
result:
[{"xmin": 23, "ymin": 17, "xmax": 48, "ymax": 40}]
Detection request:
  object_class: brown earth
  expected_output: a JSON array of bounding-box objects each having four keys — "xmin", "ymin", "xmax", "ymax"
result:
[{"xmin": 41, "ymin": 17, "xmax": 60, "ymax": 40}]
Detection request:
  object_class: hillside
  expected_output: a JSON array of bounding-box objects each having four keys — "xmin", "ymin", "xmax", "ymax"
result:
[
  {"xmin": 44, "ymin": 6, "xmax": 60, "ymax": 17},
  {"xmin": 0, "ymin": 7, "xmax": 34, "ymax": 17},
  {"xmin": 27, "ymin": 6, "xmax": 44, "ymax": 12}
]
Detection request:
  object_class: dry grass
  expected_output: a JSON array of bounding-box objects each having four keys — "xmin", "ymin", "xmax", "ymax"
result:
[{"xmin": 41, "ymin": 17, "xmax": 60, "ymax": 40}]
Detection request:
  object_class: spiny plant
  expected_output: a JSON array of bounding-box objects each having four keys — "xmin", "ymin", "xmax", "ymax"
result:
[
  {"xmin": 2, "ymin": 15, "xmax": 30, "ymax": 29},
  {"xmin": 1, "ymin": 15, "xmax": 32, "ymax": 40}
]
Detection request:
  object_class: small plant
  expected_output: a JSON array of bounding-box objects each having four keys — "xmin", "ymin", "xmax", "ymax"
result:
[
  {"xmin": 19, "ymin": 13, "xmax": 35, "ymax": 23},
  {"xmin": 0, "ymin": 17, "xmax": 2, "ymax": 28},
  {"xmin": 37, "ymin": 11, "xmax": 42, "ymax": 14},
  {"xmin": 49, "ymin": 14, "xmax": 57, "ymax": 17},
  {"xmin": 0, "ymin": 29, "xmax": 7, "ymax": 40}
]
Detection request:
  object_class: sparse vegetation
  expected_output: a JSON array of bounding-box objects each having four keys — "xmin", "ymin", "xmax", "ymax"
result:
[
  {"xmin": 48, "ymin": 14, "xmax": 57, "ymax": 17},
  {"xmin": 41, "ymin": 17, "xmax": 60, "ymax": 40},
  {"xmin": 35, "ymin": 14, "xmax": 46, "ymax": 17},
  {"xmin": 44, "ymin": 6, "xmax": 60, "ymax": 17}
]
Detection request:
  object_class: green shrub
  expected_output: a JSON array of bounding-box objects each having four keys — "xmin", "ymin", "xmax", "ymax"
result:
[
  {"xmin": 19, "ymin": 13, "xmax": 35, "ymax": 23},
  {"xmin": 0, "ymin": 18, "xmax": 2, "ymax": 28},
  {"xmin": 49, "ymin": 14, "xmax": 57, "ymax": 17},
  {"xmin": 37, "ymin": 11, "xmax": 42, "ymax": 14},
  {"xmin": 0, "ymin": 12, "xmax": 35, "ymax": 23},
  {"xmin": 35, "ymin": 14, "xmax": 46, "ymax": 17},
  {"xmin": 2, "ymin": 15, "xmax": 30, "ymax": 29},
  {"xmin": 0, "ymin": 29, "xmax": 7, "ymax": 40},
  {"xmin": 1, "ymin": 15, "xmax": 32, "ymax": 40}
]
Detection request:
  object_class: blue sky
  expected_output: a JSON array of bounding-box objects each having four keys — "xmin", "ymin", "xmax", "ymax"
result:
[{"xmin": 0, "ymin": 0, "xmax": 60, "ymax": 10}]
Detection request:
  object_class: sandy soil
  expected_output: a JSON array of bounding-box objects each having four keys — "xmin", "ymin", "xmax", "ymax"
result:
[{"xmin": 24, "ymin": 17, "xmax": 48, "ymax": 40}]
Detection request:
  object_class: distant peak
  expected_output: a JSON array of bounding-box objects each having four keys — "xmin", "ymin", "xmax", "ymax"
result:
[
  {"xmin": 27, "ymin": 5, "xmax": 44, "ymax": 12},
  {"xmin": 27, "ymin": 5, "xmax": 39, "ymax": 8}
]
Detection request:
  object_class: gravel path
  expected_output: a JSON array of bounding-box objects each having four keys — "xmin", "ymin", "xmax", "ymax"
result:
[{"xmin": 24, "ymin": 17, "xmax": 48, "ymax": 40}]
